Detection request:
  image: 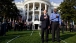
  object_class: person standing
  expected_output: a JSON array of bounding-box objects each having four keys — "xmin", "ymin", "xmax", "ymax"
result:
[
  {"xmin": 9, "ymin": 19, "xmax": 12, "ymax": 31},
  {"xmin": 19, "ymin": 20, "xmax": 23, "ymax": 31},
  {"xmin": 23, "ymin": 22, "xmax": 27, "ymax": 30},
  {"xmin": 1, "ymin": 19, "xmax": 7, "ymax": 36},
  {"xmin": 14, "ymin": 20, "xmax": 17, "ymax": 31},
  {"xmin": 12, "ymin": 19, "xmax": 15, "ymax": 30},
  {"xmin": 7, "ymin": 19, "xmax": 10, "ymax": 31},
  {"xmin": 20, "ymin": 21, "xmax": 23, "ymax": 31},
  {"xmin": 69, "ymin": 22, "xmax": 74, "ymax": 32},
  {"xmin": 61, "ymin": 20, "xmax": 65, "ymax": 34},
  {"xmin": 40, "ymin": 10, "xmax": 50, "ymax": 43},
  {"xmin": 0, "ymin": 21, "xmax": 1, "ymax": 36},
  {"xmin": 50, "ymin": 8, "xmax": 61, "ymax": 43}
]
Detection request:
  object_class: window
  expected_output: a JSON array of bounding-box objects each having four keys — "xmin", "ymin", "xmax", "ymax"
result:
[
  {"xmin": 35, "ymin": 7, "xmax": 38, "ymax": 10},
  {"xmin": 35, "ymin": 14, "xmax": 39, "ymax": 20}
]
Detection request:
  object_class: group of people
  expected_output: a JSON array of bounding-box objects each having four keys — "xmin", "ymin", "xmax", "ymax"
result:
[
  {"xmin": 40, "ymin": 9, "xmax": 61, "ymax": 43},
  {"xmin": 0, "ymin": 8, "xmax": 74, "ymax": 43},
  {"xmin": 0, "ymin": 18, "xmax": 32, "ymax": 36},
  {"xmin": 69, "ymin": 21, "xmax": 74, "ymax": 32},
  {"xmin": 40, "ymin": 8, "xmax": 75, "ymax": 43}
]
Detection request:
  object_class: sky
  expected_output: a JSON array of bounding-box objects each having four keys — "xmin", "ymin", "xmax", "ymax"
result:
[
  {"xmin": 50, "ymin": 0, "xmax": 63, "ymax": 4},
  {"xmin": 15, "ymin": 0, "xmax": 63, "ymax": 4}
]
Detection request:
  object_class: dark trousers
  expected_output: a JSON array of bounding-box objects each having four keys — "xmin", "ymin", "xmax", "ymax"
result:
[
  {"xmin": 52, "ymin": 22, "xmax": 60, "ymax": 42},
  {"xmin": 14, "ymin": 25, "xmax": 18, "ymax": 31},
  {"xmin": 19, "ymin": 26, "xmax": 21, "ymax": 31},
  {"xmin": 49, "ymin": 24, "xmax": 52, "ymax": 34},
  {"xmin": 70, "ymin": 28, "xmax": 73, "ymax": 32},
  {"xmin": 1, "ymin": 26, "xmax": 6, "ymax": 36},
  {"xmin": 62, "ymin": 26, "xmax": 64, "ymax": 34},
  {"xmin": 41, "ymin": 28, "xmax": 48, "ymax": 43}
]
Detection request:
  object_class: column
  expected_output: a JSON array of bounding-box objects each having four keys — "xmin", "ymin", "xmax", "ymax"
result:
[
  {"xmin": 39, "ymin": 3, "xmax": 41, "ymax": 30},
  {"xmin": 24, "ymin": 5, "xmax": 27, "ymax": 20},
  {"xmin": 27, "ymin": 4, "xmax": 29, "ymax": 22},
  {"xmin": 32, "ymin": 3, "xmax": 35, "ymax": 23},
  {"xmin": 39, "ymin": 3, "xmax": 41, "ymax": 21},
  {"xmin": 48, "ymin": 6, "xmax": 51, "ymax": 16},
  {"xmin": 32, "ymin": 3, "xmax": 35, "ymax": 30},
  {"xmin": 45, "ymin": 4, "xmax": 47, "ymax": 10},
  {"xmin": 23, "ymin": 6, "xmax": 25, "ymax": 20}
]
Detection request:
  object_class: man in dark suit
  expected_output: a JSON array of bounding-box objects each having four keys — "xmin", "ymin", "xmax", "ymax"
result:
[
  {"xmin": 1, "ymin": 19, "xmax": 7, "ymax": 36},
  {"xmin": 40, "ymin": 10, "xmax": 50, "ymax": 43}
]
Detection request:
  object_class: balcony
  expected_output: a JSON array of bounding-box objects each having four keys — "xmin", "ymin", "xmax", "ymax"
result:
[{"xmin": 29, "ymin": 7, "xmax": 40, "ymax": 11}]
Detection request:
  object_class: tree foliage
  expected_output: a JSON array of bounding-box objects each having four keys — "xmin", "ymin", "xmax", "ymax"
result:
[
  {"xmin": 0, "ymin": 0, "xmax": 20, "ymax": 19},
  {"xmin": 58, "ymin": 0, "xmax": 76, "ymax": 22}
]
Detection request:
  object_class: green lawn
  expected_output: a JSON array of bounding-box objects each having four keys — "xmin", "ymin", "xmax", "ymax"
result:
[{"xmin": 0, "ymin": 30, "xmax": 76, "ymax": 43}]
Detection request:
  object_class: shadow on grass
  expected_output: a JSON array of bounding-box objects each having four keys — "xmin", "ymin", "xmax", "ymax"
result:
[
  {"xmin": 8, "ymin": 32, "xmax": 31, "ymax": 36},
  {"xmin": 48, "ymin": 38, "xmax": 52, "ymax": 41},
  {"xmin": 0, "ymin": 35, "xmax": 16, "ymax": 43},
  {"xmin": 48, "ymin": 32, "xmax": 76, "ymax": 42},
  {"xmin": 0, "ymin": 31, "xmax": 32, "ymax": 43},
  {"xmin": 60, "ymin": 33, "xmax": 76, "ymax": 40}
]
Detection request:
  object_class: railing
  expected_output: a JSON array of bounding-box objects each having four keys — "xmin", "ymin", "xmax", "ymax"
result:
[
  {"xmin": 24, "ymin": 0, "xmax": 50, "ymax": 2},
  {"xmin": 29, "ymin": 7, "xmax": 40, "ymax": 11}
]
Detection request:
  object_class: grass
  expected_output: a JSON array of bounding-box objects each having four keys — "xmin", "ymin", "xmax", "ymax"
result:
[{"xmin": 0, "ymin": 30, "xmax": 76, "ymax": 43}]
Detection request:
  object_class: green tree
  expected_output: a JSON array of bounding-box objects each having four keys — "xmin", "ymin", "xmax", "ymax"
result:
[
  {"xmin": 0, "ymin": 0, "xmax": 20, "ymax": 19},
  {"xmin": 58, "ymin": 0, "xmax": 76, "ymax": 23}
]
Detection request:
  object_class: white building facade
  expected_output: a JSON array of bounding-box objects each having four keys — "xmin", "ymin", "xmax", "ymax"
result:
[{"xmin": 15, "ymin": 0, "xmax": 59, "ymax": 26}]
